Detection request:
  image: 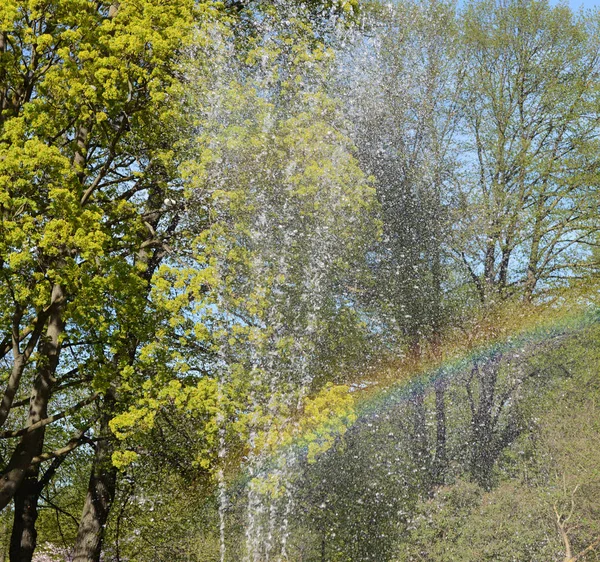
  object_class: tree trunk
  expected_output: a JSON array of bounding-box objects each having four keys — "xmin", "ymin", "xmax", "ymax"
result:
[
  {"xmin": 483, "ymin": 233, "xmax": 496, "ymax": 301},
  {"xmin": 9, "ymin": 468, "xmax": 40, "ymax": 562},
  {"xmin": 72, "ymin": 393, "xmax": 117, "ymax": 562},
  {"xmin": 410, "ymin": 391, "xmax": 431, "ymax": 491},
  {"xmin": 6, "ymin": 285, "xmax": 66, "ymax": 559},
  {"xmin": 498, "ymin": 242, "xmax": 512, "ymax": 296},
  {"xmin": 430, "ymin": 240, "xmax": 447, "ymax": 486},
  {"xmin": 432, "ymin": 380, "xmax": 447, "ymax": 487},
  {"xmin": 0, "ymin": 284, "xmax": 64, "ymax": 511},
  {"xmin": 469, "ymin": 355, "xmax": 501, "ymax": 489}
]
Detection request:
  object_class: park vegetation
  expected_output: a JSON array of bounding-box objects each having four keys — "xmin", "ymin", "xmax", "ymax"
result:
[{"xmin": 0, "ymin": 0, "xmax": 599, "ymax": 560}]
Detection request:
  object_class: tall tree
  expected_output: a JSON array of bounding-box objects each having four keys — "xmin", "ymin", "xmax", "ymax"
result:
[
  {"xmin": 457, "ymin": 0, "xmax": 600, "ymax": 302},
  {"xmin": 345, "ymin": 0, "xmax": 461, "ymax": 355},
  {"xmin": 0, "ymin": 1, "xmax": 201, "ymax": 559},
  {"xmin": 342, "ymin": 0, "xmax": 461, "ymax": 488}
]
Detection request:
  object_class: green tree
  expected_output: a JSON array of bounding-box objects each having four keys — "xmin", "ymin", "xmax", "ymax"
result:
[
  {"xmin": 456, "ymin": 0, "xmax": 600, "ymax": 303},
  {"xmin": 343, "ymin": 0, "xmax": 462, "ymax": 490},
  {"xmin": 141, "ymin": 6, "xmax": 378, "ymax": 558},
  {"xmin": 350, "ymin": 0, "xmax": 460, "ymax": 356},
  {"xmin": 0, "ymin": 1, "xmax": 204, "ymax": 559}
]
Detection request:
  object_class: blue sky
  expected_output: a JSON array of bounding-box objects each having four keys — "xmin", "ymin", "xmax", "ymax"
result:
[{"xmin": 564, "ymin": 0, "xmax": 599, "ymax": 10}]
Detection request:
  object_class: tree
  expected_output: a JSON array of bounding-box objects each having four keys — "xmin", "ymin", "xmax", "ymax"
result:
[
  {"xmin": 0, "ymin": 1, "xmax": 200, "ymax": 559},
  {"xmin": 344, "ymin": 0, "xmax": 460, "ymax": 356},
  {"xmin": 340, "ymin": 0, "xmax": 463, "ymax": 490},
  {"xmin": 166, "ymin": 6, "xmax": 378, "ymax": 558},
  {"xmin": 456, "ymin": 0, "xmax": 600, "ymax": 303},
  {"xmin": 77, "ymin": 2, "xmax": 377, "ymax": 560},
  {"xmin": 0, "ymin": 0, "xmax": 376, "ymax": 559},
  {"xmin": 395, "ymin": 323, "xmax": 600, "ymax": 562}
]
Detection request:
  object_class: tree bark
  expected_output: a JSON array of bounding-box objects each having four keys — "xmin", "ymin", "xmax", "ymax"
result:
[
  {"xmin": 9, "ymin": 467, "xmax": 40, "ymax": 562},
  {"xmin": 0, "ymin": 284, "xmax": 65, "ymax": 511},
  {"xmin": 432, "ymin": 379, "xmax": 447, "ymax": 487},
  {"xmin": 72, "ymin": 392, "xmax": 117, "ymax": 562},
  {"xmin": 0, "ymin": 310, "xmax": 48, "ymax": 429},
  {"xmin": 3, "ymin": 284, "xmax": 66, "ymax": 562}
]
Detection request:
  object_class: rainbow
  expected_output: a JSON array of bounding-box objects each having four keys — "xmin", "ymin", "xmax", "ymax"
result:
[
  {"xmin": 354, "ymin": 304, "xmax": 600, "ymax": 418},
  {"xmin": 230, "ymin": 301, "xmax": 600, "ymax": 488}
]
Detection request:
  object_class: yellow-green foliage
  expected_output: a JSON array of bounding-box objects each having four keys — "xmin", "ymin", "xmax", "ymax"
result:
[
  {"xmin": 0, "ymin": 1, "xmax": 374, "ymax": 527},
  {"xmin": 295, "ymin": 384, "xmax": 357, "ymax": 463},
  {"xmin": 244, "ymin": 383, "xmax": 356, "ymax": 504},
  {"xmin": 255, "ymin": 383, "xmax": 357, "ymax": 463},
  {"xmin": 110, "ymin": 377, "xmax": 220, "ymax": 469},
  {"xmin": 135, "ymin": 0, "xmax": 379, "ymax": 485},
  {"xmin": 0, "ymin": 0, "xmax": 231, "ymax": 491},
  {"xmin": 0, "ymin": 0, "xmax": 200, "ymax": 371}
]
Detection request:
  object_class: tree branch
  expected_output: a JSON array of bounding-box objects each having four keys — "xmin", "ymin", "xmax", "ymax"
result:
[
  {"xmin": 31, "ymin": 429, "xmax": 92, "ymax": 468},
  {"xmin": 0, "ymin": 393, "xmax": 98, "ymax": 439}
]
